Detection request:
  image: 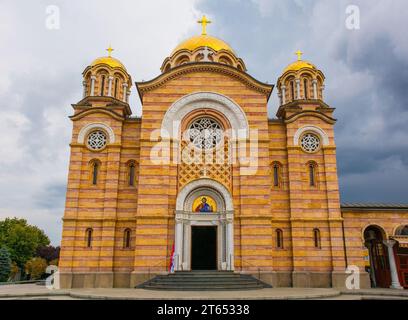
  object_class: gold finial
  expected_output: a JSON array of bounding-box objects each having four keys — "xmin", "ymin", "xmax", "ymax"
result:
[
  {"xmin": 295, "ymin": 50, "xmax": 303, "ymax": 61},
  {"xmin": 106, "ymin": 45, "xmax": 114, "ymax": 57},
  {"xmin": 198, "ymin": 15, "xmax": 212, "ymax": 35}
]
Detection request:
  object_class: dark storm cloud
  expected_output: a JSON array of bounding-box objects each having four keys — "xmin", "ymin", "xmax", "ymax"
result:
[{"xmin": 198, "ymin": 0, "xmax": 408, "ymax": 202}]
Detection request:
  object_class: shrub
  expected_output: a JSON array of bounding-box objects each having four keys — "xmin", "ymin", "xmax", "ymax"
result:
[{"xmin": 25, "ymin": 257, "xmax": 47, "ymax": 280}]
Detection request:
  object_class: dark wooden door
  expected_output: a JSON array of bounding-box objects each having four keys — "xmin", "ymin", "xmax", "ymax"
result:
[
  {"xmin": 191, "ymin": 226, "xmax": 217, "ymax": 270},
  {"xmin": 370, "ymin": 241, "xmax": 391, "ymax": 288},
  {"xmin": 395, "ymin": 246, "xmax": 408, "ymax": 288}
]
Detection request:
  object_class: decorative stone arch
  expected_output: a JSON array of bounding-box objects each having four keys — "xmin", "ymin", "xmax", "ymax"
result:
[
  {"xmin": 161, "ymin": 92, "xmax": 249, "ymax": 140},
  {"xmin": 77, "ymin": 123, "xmax": 115, "ymax": 144},
  {"xmin": 176, "ymin": 178, "xmax": 233, "ymax": 211},
  {"xmin": 362, "ymin": 224, "xmax": 388, "ymax": 242},
  {"xmin": 293, "ymin": 125, "xmax": 330, "ymax": 147},
  {"xmin": 174, "ymin": 179, "xmax": 234, "ymax": 272}
]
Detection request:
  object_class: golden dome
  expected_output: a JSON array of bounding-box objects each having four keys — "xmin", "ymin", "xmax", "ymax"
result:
[
  {"xmin": 91, "ymin": 56, "xmax": 127, "ymax": 71},
  {"xmin": 284, "ymin": 50, "xmax": 317, "ymax": 73},
  {"xmin": 284, "ymin": 60, "xmax": 316, "ymax": 73},
  {"xmin": 172, "ymin": 34, "xmax": 235, "ymax": 55}
]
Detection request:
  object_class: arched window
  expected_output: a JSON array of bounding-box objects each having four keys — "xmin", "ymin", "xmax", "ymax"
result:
[
  {"xmin": 272, "ymin": 162, "xmax": 282, "ymax": 188},
  {"xmin": 290, "ymin": 81, "xmax": 295, "ymax": 101},
  {"xmin": 114, "ymin": 78, "xmax": 119, "ymax": 98},
  {"xmin": 304, "ymin": 78, "xmax": 308, "ymax": 99},
  {"xmin": 86, "ymin": 228, "xmax": 93, "ymax": 248},
  {"xmin": 127, "ymin": 161, "xmax": 137, "ymax": 187},
  {"xmin": 100, "ymin": 75, "xmax": 106, "ymax": 96},
  {"xmin": 123, "ymin": 229, "xmax": 131, "ymax": 249},
  {"xmin": 89, "ymin": 160, "xmax": 101, "ymax": 185},
  {"xmin": 395, "ymin": 225, "xmax": 408, "ymax": 236},
  {"xmin": 276, "ymin": 229, "xmax": 284, "ymax": 249},
  {"xmin": 308, "ymin": 162, "xmax": 318, "ymax": 187},
  {"xmin": 313, "ymin": 228, "xmax": 321, "ymax": 249}
]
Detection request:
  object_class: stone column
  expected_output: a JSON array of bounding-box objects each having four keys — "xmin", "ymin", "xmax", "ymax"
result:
[
  {"xmin": 383, "ymin": 240, "xmax": 403, "ymax": 289},
  {"xmin": 108, "ymin": 76, "xmax": 114, "ymax": 96},
  {"xmin": 126, "ymin": 90, "xmax": 131, "ymax": 103},
  {"xmin": 320, "ymin": 85, "xmax": 325, "ymax": 100},
  {"xmin": 295, "ymin": 79, "xmax": 301, "ymax": 100},
  {"xmin": 281, "ymin": 85, "xmax": 286, "ymax": 105},
  {"xmin": 174, "ymin": 213, "xmax": 183, "ymax": 271},
  {"xmin": 226, "ymin": 212, "xmax": 234, "ymax": 271},
  {"xmin": 122, "ymin": 83, "xmax": 128, "ymax": 102},
  {"xmin": 90, "ymin": 76, "xmax": 96, "ymax": 96},
  {"xmin": 312, "ymin": 79, "xmax": 318, "ymax": 99},
  {"xmin": 82, "ymin": 81, "xmax": 87, "ymax": 98}
]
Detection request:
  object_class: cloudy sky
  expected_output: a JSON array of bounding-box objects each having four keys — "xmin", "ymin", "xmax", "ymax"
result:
[{"xmin": 0, "ymin": 0, "xmax": 407, "ymax": 244}]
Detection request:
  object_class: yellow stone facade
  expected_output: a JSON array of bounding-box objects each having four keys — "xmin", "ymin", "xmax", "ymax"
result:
[{"xmin": 59, "ymin": 25, "xmax": 408, "ymax": 289}]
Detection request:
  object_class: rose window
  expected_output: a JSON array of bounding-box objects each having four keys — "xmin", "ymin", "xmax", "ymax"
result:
[
  {"xmin": 188, "ymin": 118, "xmax": 223, "ymax": 149},
  {"xmin": 301, "ymin": 133, "xmax": 320, "ymax": 153},
  {"xmin": 87, "ymin": 130, "xmax": 107, "ymax": 150}
]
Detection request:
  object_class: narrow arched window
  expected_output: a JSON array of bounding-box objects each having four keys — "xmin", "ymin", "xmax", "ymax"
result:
[
  {"xmin": 92, "ymin": 162, "xmax": 99, "ymax": 185},
  {"xmin": 272, "ymin": 162, "xmax": 282, "ymax": 188},
  {"xmin": 308, "ymin": 162, "xmax": 317, "ymax": 187},
  {"xmin": 304, "ymin": 79, "xmax": 308, "ymax": 99},
  {"xmin": 114, "ymin": 78, "xmax": 118, "ymax": 98},
  {"xmin": 86, "ymin": 228, "xmax": 93, "ymax": 248},
  {"xmin": 290, "ymin": 81, "xmax": 295, "ymax": 100},
  {"xmin": 127, "ymin": 161, "xmax": 136, "ymax": 187},
  {"xmin": 313, "ymin": 228, "xmax": 321, "ymax": 249},
  {"xmin": 123, "ymin": 229, "xmax": 131, "ymax": 249},
  {"xmin": 100, "ymin": 75, "xmax": 106, "ymax": 96},
  {"xmin": 276, "ymin": 229, "xmax": 284, "ymax": 249}
]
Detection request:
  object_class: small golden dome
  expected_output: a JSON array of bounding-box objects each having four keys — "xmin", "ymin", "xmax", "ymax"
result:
[
  {"xmin": 172, "ymin": 34, "xmax": 235, "ymax": 55},
  {"xmin": 284, "ymin": 50, "xmax": 317, "ymax": 73},
  {"xmin": 91, "ymin": 56, "xmax": 127, "ymax": 71},
  {"xmin": 284, "ymin": 60, "xmax": 316, "ymax": 73}
]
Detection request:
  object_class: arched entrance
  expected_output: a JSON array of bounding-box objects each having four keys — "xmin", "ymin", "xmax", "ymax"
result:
[
  {"xmin": 364, "ymin": 225, "xmax": 391, "ymax": 288},
  {"xmin": 173, "ymin": 179, "xmax": 234, "ymax": 272}
]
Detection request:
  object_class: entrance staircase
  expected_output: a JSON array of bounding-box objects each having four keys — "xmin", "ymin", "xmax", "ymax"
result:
[{"xmin": 137, "ymin": 271, "xmax": 271, "ymax": 291}]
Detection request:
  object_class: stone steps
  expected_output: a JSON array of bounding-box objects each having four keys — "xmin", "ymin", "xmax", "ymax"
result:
[{"xmin": 137, "ymin": 271, "xmax": 271, "ymax": 291}]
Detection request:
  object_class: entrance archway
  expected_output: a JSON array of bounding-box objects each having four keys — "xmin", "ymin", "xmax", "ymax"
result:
[
  {"xmin": 364, "ymin": 225, "xmax": 391, "ymax": 288},
  {"xmin": 173, "ymin": 179, "xmax": 234, "ymax": 272}
]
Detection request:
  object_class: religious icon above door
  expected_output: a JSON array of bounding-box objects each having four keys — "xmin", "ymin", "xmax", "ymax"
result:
[{"xmin": 193, "ymin": 196, "xmax": 217, "ymax": 213}]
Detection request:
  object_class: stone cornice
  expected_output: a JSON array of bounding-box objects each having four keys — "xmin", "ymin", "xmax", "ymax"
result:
[
  {"xmin": 276, "ymin": 99, "xmax": 336, "ymax": 123},
  {"xmin": 73, "ymin": 96, "xmax": 132, "ymax": 116},
  {"xmin": 136, "ymin": 62, "xmax": 274, "ymax": 101},
  {"xmin": 70, "ymin": 107, "xmax": 125, "ymax": 122},
  {"xmin": 284, "ymin": 110, "xmax": 337, "ymax": 124}
]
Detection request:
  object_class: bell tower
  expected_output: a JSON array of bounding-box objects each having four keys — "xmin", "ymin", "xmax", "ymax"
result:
[{"xmin": 276, "ymin": 52, "xmax": 347, "ymax": 287}]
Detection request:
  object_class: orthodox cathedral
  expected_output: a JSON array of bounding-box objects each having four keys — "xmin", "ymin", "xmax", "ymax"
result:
[{"xmin": 59, "ymin": 17, "xmax": 408, "ymax": 289}]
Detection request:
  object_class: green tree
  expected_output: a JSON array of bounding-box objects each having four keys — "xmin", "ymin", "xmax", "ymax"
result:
[
  {"xmin": 0, "ymin": 218, "xmax": 50, "ymax": 269},
  {"xmin": 25, "ymin": 257, "xmax": 47, "ymax": 280},
  {"xmin": 0, "ymin": 246, "xmax": 11, "ymax": 282}
]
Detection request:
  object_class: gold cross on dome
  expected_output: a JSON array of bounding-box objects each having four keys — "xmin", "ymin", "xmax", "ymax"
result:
[
  {"xmin": 295, "ymin": 50, "xmax": 303, "ymax": 61},
  {"xmin": 106, "ymin": 45, "xmax": 114, "ymax": 57},
  {"xmin": 198, "ymin": 15, "xmax": 212, "ymax": 35}
]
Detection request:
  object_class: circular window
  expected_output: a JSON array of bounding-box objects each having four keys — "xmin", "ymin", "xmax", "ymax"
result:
[
  {"xmin": 301, "ymin": 133, "xmax": 321, "ymax": 153},
  {"xmin": 87, "ymin": 130, "xmax": 107, "ymax": 151},
  {"xmin": 188, "ymin": 118, "xmax": 223, "ymax": 150}
]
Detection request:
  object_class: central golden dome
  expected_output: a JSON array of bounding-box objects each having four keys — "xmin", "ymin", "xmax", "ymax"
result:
[
  {"xmin": 172, "ymin": 34, "xmax": 235, "ymax": 55},
  {"xmin": 161, "ymin": 15, "xmax": 246, "ymax": 73}
]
